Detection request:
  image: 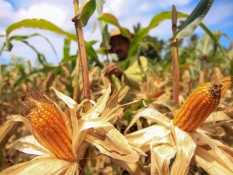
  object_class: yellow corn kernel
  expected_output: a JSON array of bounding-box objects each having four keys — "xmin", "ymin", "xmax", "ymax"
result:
[
  {"xmin": 173, "ymin": 82, "xmax": 222, "ymax": 132},
  {"xmin": 29, "ymin": 101, "xmax": 74, "ymax": 161}
]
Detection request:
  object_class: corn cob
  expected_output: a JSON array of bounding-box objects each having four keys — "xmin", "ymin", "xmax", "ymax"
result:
[
  {"xmin": 29, "ymin": 101, "xmax": 74, "ymax": 161},
  {"xmin": 173, "ymin": 82, "xmax": 222, "ymax": 132}
]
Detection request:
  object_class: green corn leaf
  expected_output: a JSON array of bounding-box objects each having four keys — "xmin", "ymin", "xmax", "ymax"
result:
[
  {"xmin": 12, "ymin": 66, "xmax": 57, "ymax": 90},
  {"xmin": 63, "ymin": 38, "xmax": 71, "ymax": 61},
  {"xmin": 3, "ymin": 19, "xmax": 76, "ymax": 60},
  {"xmin": 6, "ymin": 33, "xmax": 60, "ymax": 65},
  {"xmin": 100, "ymin": 24, "xmax": 111, "ymax": 51},
  {"xmin": 221, "ymin": 33, "xmax": 233, "ymax": 50},
  {"xmin": 96, "ymin": 0, "xmax": 104, "ymax": 14},
  {"xmin": 199, "ymin": 23, "xmax": 229, "ymax": 59},
  {"xmin": 176, "ymin": 0, "xmax": 214, "ymax": 38},
  {"xmin": 85, "ymin": 40, "xmax": 103, "ymax": 68},
  {"xmin": 8, "ymin": 37, "xmax": 46, "ymax": 65},
  {"xmin": 230, "ymin": 60, "xmax": 233, "ymax": 76},
  {"xmin": 98, "ymin": 13, "xmax": 119, "ymax": 26},
  {"xmin": 8, "ymin": 33, "xmax": 58, "ymax": 59},
  {"xmin": 6, "ymin": 19, "xmax": 77, "ymax": 41},
  {"xmin": 128, "ymin": 11, "xmax": 188, "ymax": 60},
  {"xmin": 125, "ymin": 9, "xmax": 226, "ymax": 69},
  {"xmin": 98, "ymin": 13, "xmax": 131, "ymax": 40},
  {"xmin": 76, "ymin": 0, "xmax": 96, "ymax": 27},
  {"xmin": 4, "ymin": 19, "xmax": 104, "ymax": 65},
  {"xmin": 96, "ymin": 0, "xmax": 111, "ymax": 51},
  {"xmin": 5, "ymin": 38, "xmax": 13, "ymax": 51},
  {"xmin": 19, "ymin": 40, "xmax": 48, "ymax": 65}
]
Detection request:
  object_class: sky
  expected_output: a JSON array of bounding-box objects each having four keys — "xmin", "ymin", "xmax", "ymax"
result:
[{"xmin": 0, "ymin": 0, "xmax": 233, "ymax": 65}]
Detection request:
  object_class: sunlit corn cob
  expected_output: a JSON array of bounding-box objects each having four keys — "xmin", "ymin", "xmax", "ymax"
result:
[
  {"xmin": 173, "ymin": 82, "xmax": 222, "ymax": 132},
  {"xmin": 29, "ymin": 100, "xmax": 74, "ymax": 161}
]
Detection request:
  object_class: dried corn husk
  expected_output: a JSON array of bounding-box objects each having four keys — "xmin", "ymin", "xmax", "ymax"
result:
[
  {"xmin": 0, "ymin": 119, "xmax": 15, "ymax": 148},
  {"xmin": 0, "ymin": 86, "xmax": 143, "ymax": 174},
  {"xmin": 0, "ymin": 156, "xmax": 69, "ymax": 175},
  {"xmin": 125, "ymin": 107, "xmax": 233, "ymax": 175}
]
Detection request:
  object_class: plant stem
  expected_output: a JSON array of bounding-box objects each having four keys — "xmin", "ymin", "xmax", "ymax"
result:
[
  {"xmin": 72, "ymin": 1, "xmax": 91, "ymax": 174},
  {"xmin": 199, "ymin": 55, "xmax": 207, "ymax": 83},
  {"xmin": 171, "ymin": 5, "xmax": 180, "ymax": 105},
  {"xmin": 72, "ymin": 55, "xmax": 80, "ymax": 102},
  {"xmin": 73, "ymin": 0, "xmax": 91, "ymax": 100},
  {"xmin": 172, "ymin": 40, "xmax": 180, "ymax": 105}
]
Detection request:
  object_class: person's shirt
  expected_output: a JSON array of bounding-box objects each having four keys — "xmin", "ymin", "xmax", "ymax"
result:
[{"xmin": 119, "ymin": 56, "xmax": 148, "ymax": 90}]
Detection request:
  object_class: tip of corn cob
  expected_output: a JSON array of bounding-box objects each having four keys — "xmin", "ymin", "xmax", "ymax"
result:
[{"xmin": 208, "ymin": 83, "xmax": 222, "ymax": 99}]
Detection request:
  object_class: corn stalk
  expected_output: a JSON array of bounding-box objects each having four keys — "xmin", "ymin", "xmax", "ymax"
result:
[
  {"xmin": 72, "ymin": 1, "xmax": 92, "ymax": 174},
  {"xmin": 171, "ymin": 5, "xmax": 180, "ymax": 105},
  {"xmin": 72, "ymin": 0, "xmax": 91, "ymax": 101}
]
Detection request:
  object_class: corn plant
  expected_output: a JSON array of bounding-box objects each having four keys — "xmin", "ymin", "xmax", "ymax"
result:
[{"xmin": 0, "ymin": 0, "xmax": 233, "ymax": 174}]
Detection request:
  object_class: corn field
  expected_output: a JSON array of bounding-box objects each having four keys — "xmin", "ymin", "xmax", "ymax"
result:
[{"xmin": 1, "ymin": 0, "xmax": 233, "ymax": 175}]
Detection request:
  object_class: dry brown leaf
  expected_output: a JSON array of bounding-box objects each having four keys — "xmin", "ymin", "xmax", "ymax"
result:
[
  {"xmin": 0, "ymin": 119, "xmax": 15, "ymax": 147},
  {"xmin": 14, "ymin": 135, "xmax": 50, "ymax": 156},
  {"xmin": 150, "ymin": 136, "xmax": 176, "ymax": 175},
  {"xmin": 204, "ymin": 111, "xmax": 230, "ymax": 123},
  {"xmin": 124, "ymin": 108, "xmax": 171, "ymax": 134},
  {"xmin": 1, "ymin": 86, "xmax": 140, "ymax": 174},
  {"xmin": 85, "ymin": 124, "xmax": 142, "ymax": 164},
  {"xmin": 112, "ymin": 159, "xmax": 146, "ymax": 175},
  {"xmin": 125, "ymin": 105, "xmax": 233, "ymax": 175},
  {"xmin": 0, "ymin": 156, "xmax": 69, "ymax": 175},
  {"xmin": 126, "ymin": 125, "xmax": 170, "ymax": 151},
  {"xmin": 192, "ymin": 131, "xmax": 233, "ymax": 172},
  {"xmin": 195, "ymin": 146, "xmax": 233, "ymax": 175},
  {"xmin": 170, "ymin": 126, "xmax": 196, "ymax": 175}
]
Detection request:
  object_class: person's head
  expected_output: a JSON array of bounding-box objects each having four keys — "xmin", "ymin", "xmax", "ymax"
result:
[{"xmin": 108, "ymin": 29, "xmax": 132, "ymax": 61}]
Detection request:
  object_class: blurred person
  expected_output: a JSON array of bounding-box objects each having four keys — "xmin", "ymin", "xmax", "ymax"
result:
[
  {"xmin": 101, "ymin": 29, "xmax": 148, "ymax": 89},
  {"xmin": 102, "ymin": 29, "xmax": 131, "ymax": 78}
]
